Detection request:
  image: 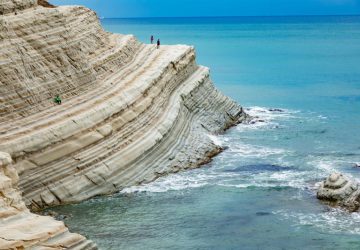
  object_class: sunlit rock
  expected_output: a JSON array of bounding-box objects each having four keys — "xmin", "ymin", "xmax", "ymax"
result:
[{"xmin": 317, "ymin": 173, "xmax": 360, "ymax": 212}]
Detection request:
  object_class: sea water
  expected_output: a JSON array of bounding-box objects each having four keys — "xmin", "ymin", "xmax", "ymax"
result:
[{"xmin": 52, "ymin": 16, "xmax": 360, "ymax": 249}]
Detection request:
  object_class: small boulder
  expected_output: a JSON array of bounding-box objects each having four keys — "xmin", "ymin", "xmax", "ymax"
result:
[
  {"xmin": 0, "ymin": 152, "xmax": 12, "ymax": 167},
  {"xmin": 249, "ymin": 118, "xmax": 265, "ymax": 125},
  {"xmin": 317, "ymin": 173, "xmax": 360, "ymax": 212},
  {"xmin": 269, "ymin": 108, "xmax": 284, "ymax": 112}
]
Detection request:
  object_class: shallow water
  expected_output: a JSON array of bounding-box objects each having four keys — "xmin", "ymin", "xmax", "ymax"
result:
[{"xmin": 52, "ymin": 16, "xmax": 360, "ymax": 249}]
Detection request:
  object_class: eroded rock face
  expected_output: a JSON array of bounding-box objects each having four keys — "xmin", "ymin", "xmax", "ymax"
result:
[
  {"xmin": 0, "ymin": 0, "xmax": 37, "ymax": 14},
  {"xmin": 0, "ymin": 0, "xmax": 248, "ymax": 211},
  {"xmin": 0, "ymin": 152, "xmax": 97, "ymax": 249},
  {"xmin": 0, "ymin": 0, "xmax": 248, "ymax": 246},
  {"xmin": 317, "ymin": 173, "xmax": 360, "ymax": 212}
]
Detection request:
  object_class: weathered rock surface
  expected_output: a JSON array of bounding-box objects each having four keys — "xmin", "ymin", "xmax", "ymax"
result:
[
  {"xmin": 317, "ymin": 173, "xmax": 360, "ymax": 212},
  {"xmin": 0, "ymin": 152, "xmax": 97, "ymax": 249},
  {"xmin": 0, "ymin": 0, "xmax": 36, "ymax": 14},
  {"xmin": 0, "ymin": 0, "xmax": 247, "ymax": 247},
  {"xmin": 0, "ymin": 1, "xmax": 247, "ymax": 210}
]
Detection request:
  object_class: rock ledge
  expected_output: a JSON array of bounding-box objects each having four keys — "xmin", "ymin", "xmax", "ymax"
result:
[
  {"xmin": 317, "ymin": 173, "xmax": 360, "ymax": 212},
  {"xmin": 0, "ymin": 152, "xmax": 97, "ymax": 249}
]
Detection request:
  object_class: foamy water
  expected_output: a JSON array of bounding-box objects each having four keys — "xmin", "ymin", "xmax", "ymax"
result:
[
  {"xmin": 276, "ymin": 208, "xmax": 360, "ymax": 235},
  {"xmin": 53, "ymin": 105, "xmax": 360, "ymax": 249},
  {"xmin": 120, "ymin": 107, "xmax": 347, "ymax": 196}
]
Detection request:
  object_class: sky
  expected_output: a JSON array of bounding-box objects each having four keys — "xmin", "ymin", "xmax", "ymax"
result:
[{"xmin": 51, "ymin": 0, "xmax": 360, "ymax": 18}]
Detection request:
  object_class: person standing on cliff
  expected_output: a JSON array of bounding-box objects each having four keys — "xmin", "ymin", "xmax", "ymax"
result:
[
  {"xmin": 150, "ymin": 35, "xmax": 154, "ymax": 44},
  {"xmin": 157, "ymin": 39, "xmax": 160, "ymax": 49}
]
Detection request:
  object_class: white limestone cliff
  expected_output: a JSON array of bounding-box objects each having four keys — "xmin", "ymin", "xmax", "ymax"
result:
[
  {"xmin": 0, "ymin": 152, "xmax": 97, "ymax": 249},
  {"xmin": 317, "ymin": 173, "xmax": 360, "ymax": 212},
  {"xmin": 0, "ymin": 0, "xmax": 247, "ymax": 248}
]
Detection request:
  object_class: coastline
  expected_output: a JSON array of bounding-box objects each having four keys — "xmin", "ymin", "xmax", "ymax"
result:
[
  {"xmin": 0, "ymin": 1, "xmax": 247, "ymax": 248},
  {"xmin": 2, "ymin": 2, "xmax": 359, "ymax": 249}
]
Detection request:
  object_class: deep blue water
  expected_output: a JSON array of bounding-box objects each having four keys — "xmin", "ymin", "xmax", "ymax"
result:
[{"xmin": 53, "ymin": 16, "xmax": 360, "ymax": 249}]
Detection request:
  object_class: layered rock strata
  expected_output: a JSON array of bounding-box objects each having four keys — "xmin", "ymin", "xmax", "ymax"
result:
[
  {"xmin": 0, "ymin": 152, "xmax": 97, "ymax": 249},
  {"xmin": 0, "ymin": 0, "xmax": 36, "ymax": 14},
  {"xmin": 317, "ymin": 173, "xmax": 360, "ymax": 212},
  {"xmin": 0, "ymin": 2, "xmax": 247, "ymax": 212},
  {"xmin": 0, "ymin": 2, "xmax": 247, "ymax": 247}
]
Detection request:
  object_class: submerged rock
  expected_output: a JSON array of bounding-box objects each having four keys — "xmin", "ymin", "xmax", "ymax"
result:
[
  {"xmin": 256, "ymin": 212, "xmax": 271, "ymax": 216},
  {"xmin": 268, "ymin": 108, "xmax": 284, "ymax": 112},
  {"xmin": 225, "ymin": 164, "xmax": 292, "ymax": 173},
  {"xmin": 317, "ymin": 173, "xmax": 360, "ymax": 212},
  {"xmin": 249, "ymin": 119, "xmax": 265, "ymax": 124}
]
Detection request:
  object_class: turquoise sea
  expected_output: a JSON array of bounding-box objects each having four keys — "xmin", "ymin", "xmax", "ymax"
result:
[{"xmin": 53, "ymin": 16, "xmax": 360, "ymax": 249}]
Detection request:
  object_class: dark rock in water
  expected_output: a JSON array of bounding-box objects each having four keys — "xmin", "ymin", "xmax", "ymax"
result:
[
  {"xmin": 222, "ymin": 146, "xmax": 230, "ymax": 151},
  {"xmin": 269, "ymin": 108, "xmax": 284, "ymax": 112},
  {"xmin": 336, "ymin": 95, "xmax": 360, "ymax": 102},
  {"xmin": 256, "ymin": 212, "xmax": 271, "ymax": 216},
  {"xmin": 41, "ymin": 210, "xmax": 71, "ymax": 221},
  {"xmin": 56, "ymin": 214, "xmax": 70, "ymax": 221},
  {"xmin": 317, "ymin": 173, "xmax": 360, "ymax": 212},
  {"xmin": 354, "ymin": 163, "xmax": 360, "ymax": 168},
  {"xmin": 250, "ymin": 119, "xmax": 265, "ymax": 124},
  {"xmin": 225, "ymin": 164, "xmax": 291, "ymax": 173},
  {"xmin": 304, "ymin": 129, "xmax": 327, "ymax": 135}
]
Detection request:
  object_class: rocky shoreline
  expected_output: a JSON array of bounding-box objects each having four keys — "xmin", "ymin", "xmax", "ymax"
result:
[
  {"xmin": 0, "ymin": 0, "xmax": 247, "ymax": 248},
  {"xmin": 317, "ymin": 173, "xmax": 360, "ymax": 212},
  {"xmin": 0, "ymin": 152, "xmax": 97, "ymax": 249}
]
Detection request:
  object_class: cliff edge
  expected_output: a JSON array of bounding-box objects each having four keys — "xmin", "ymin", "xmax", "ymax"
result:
[
  {"xmin": 0, "ymin": 152, "xmax": 97, "ymax": 249},
  {"xmin": 0, "ymin": 0, "xmax": 247, "ymax": 248}
]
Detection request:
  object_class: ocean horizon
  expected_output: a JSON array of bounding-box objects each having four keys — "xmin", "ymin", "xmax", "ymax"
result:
[
  {"xmin": 52, "ymin": 15, "xmax": 360, "ymax": 249},
  {"xmin": 101, "ymin": 15, "xmax": 360, "ymax": 23},
  {"xmin": 101, "ymin": 14, "xmax": 360, "ymax": 19}
]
